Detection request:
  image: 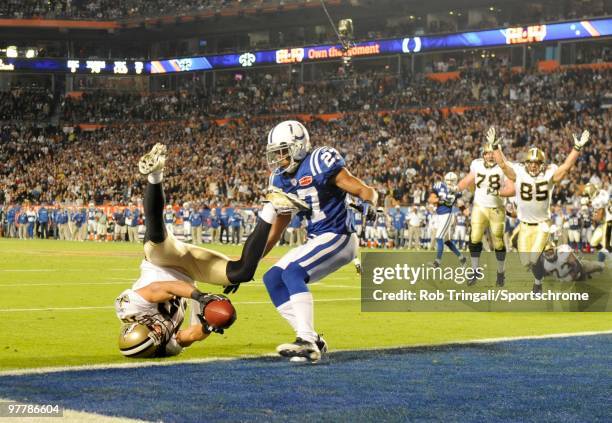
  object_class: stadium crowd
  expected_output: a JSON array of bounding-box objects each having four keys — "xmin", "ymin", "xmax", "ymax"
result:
[
  {"xmin": 1, "ymin": 0, "xmax": 608, "ymax": 40},
  {"xmin": 0, "ymin": 62, "xmax": 610, "ymax": 249},
  {"xmin": 60, "ymin": 66, "xmax": 612, "ymax": 122},
  {"xmin": 0, "ymin": 0, "xmax": 300, "ymax": 20}
]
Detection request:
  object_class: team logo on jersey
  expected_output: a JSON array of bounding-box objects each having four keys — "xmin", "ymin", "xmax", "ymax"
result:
[
  {"xmin": 299, "ymin": 176, "xmax": 312, "ymax": 186},
  {"xmin": 290, "ymin": 178, "xmax": 298, "ymax": 186}
]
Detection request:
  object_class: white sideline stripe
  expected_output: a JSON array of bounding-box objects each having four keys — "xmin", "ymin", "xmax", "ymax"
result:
[
  {"xmin": 0, "ymin": 398, "xmax": 149, "ymax": 423},
  {"xmin": 0, "ymin": 282, "xmax": 132, "ymax": 287},
  {"xmin": 0, "ymin": 298, "xmax": 362, "ymax": 313},
  {"xmin": 0, "ymin": 330, "xmax": 610, "ymax": 377},
  {"xmin": 0, "ymin": 269, "xmax": 135, "ymax": 272}
]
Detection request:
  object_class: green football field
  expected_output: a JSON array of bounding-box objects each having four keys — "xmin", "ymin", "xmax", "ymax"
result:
[{"xmin": 0, "ymin": 238, "xmax": 610, "ymax": 372}]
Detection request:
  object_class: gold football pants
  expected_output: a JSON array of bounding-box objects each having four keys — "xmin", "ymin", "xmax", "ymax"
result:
[
  {"xmin": 517, "ymin": 221, "xmax": 550, "ymax": 265},
  {"xmin": 590, "ymin": 221, "xmax": 611, "ymax": 250},
  {"xmin": 470, "ymin": 205, "xmax": 505, "ymax": 250},
  {"xmin": 144, "ymin": 233, "xmax": 230, "ymax": 285}
]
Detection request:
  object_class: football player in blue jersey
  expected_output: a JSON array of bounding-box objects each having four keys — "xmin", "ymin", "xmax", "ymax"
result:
[
  {"xmin": 257, "ymin": 120, "xmax": 378, "ymax": 362},
  {"xmin": 428, "ymin": 172, "xmax": 467, "ymax": 268}
]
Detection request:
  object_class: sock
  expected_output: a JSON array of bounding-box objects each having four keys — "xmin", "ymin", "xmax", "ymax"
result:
[
  {"xmin": 147, "ymin": 170, "xmax": 163, "ymax": 184},
  {"xmin": 277, "ymin": 301, "xmax": 299, "ymax": 333},
  {"xmin": 289, "ymin": 292, "xmax": 316, "ymax": 343},
  {"xmin": 143, "ymin": 181, "xmax": 166, "ymax": 243},
  {"xmin": 436, "ymin": 238, "xmax": 444, "ymax": 260},
  {"xmin": 226, "ymin": 217, "xmax": 272, "ymax": 283},
  {"xmin": 259, "ymin": 202, "xmax": 277, "ymax": 225},
  {"xmin": 534, "ymin": 279, "xmax": 542, "ymax": 286},
  {"xmin": 444, "ymin": 240, "xmax": 461, "ymax": 257},
  {"xmin": 495, "ymin": 248, "xmax": 506, "ymax": 273}
]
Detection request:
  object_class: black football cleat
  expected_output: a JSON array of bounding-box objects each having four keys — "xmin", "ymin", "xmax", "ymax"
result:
[
  {"xmin": 466, "ymin": 275, "xmax": 477, "ymax": 286},
  {"xmin": 315, "ymin": 334, "xmax": 328, "ymax": 355},
  {"xmin": 532, "ymin": 283, "xmax": 543, "ymax": 294}
]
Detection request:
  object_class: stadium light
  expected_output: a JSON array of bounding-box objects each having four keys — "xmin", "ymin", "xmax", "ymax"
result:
[{"xmin": 6, "ymin": 46, "xmax": 18, "ymax": 58}]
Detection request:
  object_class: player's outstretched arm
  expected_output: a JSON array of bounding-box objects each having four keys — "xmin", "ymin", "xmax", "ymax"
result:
[
  {"xmin": 332, "ymin": 168, "xmax": 378, "ymax": 205},
  {"xmin": 136, "ymin": 280, "xmax": 197, "ymax": 303},
  {"xmin": 487, "ymin": 127, "xmax": 516, "ymax": 181},
  {"xmin": 262, "ymin": 213, "xmax": 291, "ymax": 257},
  {"xmin": 553, "ymin": 130, "xmax": 589, "ymax": 183},
  {"xmin": 457, "ymin": 172, "xmax": 475, "ymax": 191}
]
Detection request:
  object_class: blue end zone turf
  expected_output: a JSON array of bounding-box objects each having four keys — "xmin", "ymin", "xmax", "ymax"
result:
[{"xmin": 0, "ymin": 335, "xmax": 610, "ymax": 422}]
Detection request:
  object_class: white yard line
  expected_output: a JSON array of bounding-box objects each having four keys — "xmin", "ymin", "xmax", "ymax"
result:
[
  {"xmin": 0, "ymin": 297, "xmax": 363, "ymax": 313},
  {"xmin": 0, "ymin": 330, "xmax": 610, "ymax": 377},
  {"xmin": 0, "ymin": 282, "xmax": 132, "ymax": 287}
]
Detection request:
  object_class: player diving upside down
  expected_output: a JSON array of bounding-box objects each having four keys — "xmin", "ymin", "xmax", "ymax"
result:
[
  {"xmin": 488, "ymin": 127, "xmax": 590, "ymax": 293},
  {"xmin": 114, "ymin": 143, "xmax": 304, "ymax": 358}
]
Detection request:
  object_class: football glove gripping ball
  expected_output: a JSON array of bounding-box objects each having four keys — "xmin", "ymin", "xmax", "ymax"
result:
[{"xmin": 191, "ymin": 291, "xmax": 230, "ymax": 334}]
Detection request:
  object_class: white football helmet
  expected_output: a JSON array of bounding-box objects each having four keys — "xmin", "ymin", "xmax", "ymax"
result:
[
  {"xmin": 444, "ymin": 172, "xmax": 458, "ymax": 188},
  {"xmin": 266, "ymin": 120, "xmax": 311, "ymax": 174}
]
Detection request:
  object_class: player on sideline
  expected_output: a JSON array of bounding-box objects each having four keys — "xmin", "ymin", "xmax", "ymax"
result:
[
  {"xmin": 114, "ymin": 143, "xmax": 304, "ymax": 358},
  {"xmin": 488, "ymin": 127, "xmax": 590, "ymax": 293},
  {"xmin": 583, "ymin": 183, "xmax": 611, "ymax": 262},
  {"xmin": 457, "ymin": 142, "xmax": 514, "ymax": 286},
  {"xmin": 428, "ymin": 172, "xmax": 467, "ymax": 268},
  {"xmin": 253, "ymin": 120, "xmax": 377, "ymax": 362}
]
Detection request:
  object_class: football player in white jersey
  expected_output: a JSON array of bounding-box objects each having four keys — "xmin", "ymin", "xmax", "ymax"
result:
[
  {"xmin": 583, "ymin": 183, "xmax": 611, "ymax": 262},
  {"xmin": 115, "ymin": 143, "xmax": 306, "ymax": 358},
  {"xmin": 532, "ymin": 241, "xmax": 605, "ymax": 284},
  {"xmin": 488, "ymin": 127, "xmax": 590, "ymax": 293},
  {"xmin": 458, "ymin": 143, "xmax": 515, "ymax": 286}
]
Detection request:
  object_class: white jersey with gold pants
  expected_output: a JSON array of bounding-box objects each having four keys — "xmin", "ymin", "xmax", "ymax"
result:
[
  {"xmin": 512, "ymin": 162, "xmax": 558, "ymax": 265},
  {"xmin": 469, "ymin": 158, "xmax": 506, "ymax": 250},
  {"xmin": 590, "ymin": 189, "xmax": 611, "ymax": 254}
]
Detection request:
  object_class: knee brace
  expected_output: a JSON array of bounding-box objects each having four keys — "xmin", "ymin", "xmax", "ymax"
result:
[
  {"xmin": 263, "ymin": 266, "xmax": 290, "ymax": 307},
  {"xmin": 494, "ymin": 247, "xmax": 506, "ymax": 262},
  {"xmin": 281, "ymin": 263, "xmax": 310, "ymax": 296},
  {"xmin": 469, "ymin": 242, "xmax": 483, "ymax": 257}
]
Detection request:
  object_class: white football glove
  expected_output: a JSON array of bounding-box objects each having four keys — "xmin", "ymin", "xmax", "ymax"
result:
[
  {"xmin": 485, "ymin": 126, "xmax": 500, "ymax": 149},
  {"xmin": 572, "ymin": 130, "xmax": 590, "ymax": 151}
]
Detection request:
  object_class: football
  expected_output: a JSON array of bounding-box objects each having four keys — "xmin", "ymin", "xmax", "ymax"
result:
[{"xmin": 204, "ymin": 299, "xmax": 237, "ymax": 329}]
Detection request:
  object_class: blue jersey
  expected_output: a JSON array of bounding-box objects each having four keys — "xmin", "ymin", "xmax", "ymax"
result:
[
  {"xmin": 163, "ymin": 210, "xmax": 174, "ymax": 224},
  {"xmin": 568, "ymin": 215, "xmax": 580, "ymax": 230},
  {"xmin": 432, "ymin": 182, "xmax": 459, "ymax": 215},
  {"xmin": 38, "ymin": 207, "xmax": 49, "ymax": 223},
  {"xmin": 219, "ymin": 211, "xmax": 229, "ymax": 226},
  {"xmin": 289, "ymin": 214, "xmax": 303, "ymax": 229},
  {"xmin": 270, "ymin": 146, "xmax": 350, "ymax": 236},
  {"xmin": 392, "ymin": 212, "xmax": 405, "ymax": 230},
  {"xmin": 230, "ymin": 213, "xmax": 243, "ymax": 228},
  {"xmin": 190, "ymin": 210, "xmax": 202, "ymax": 227},
  {"xmin": 7, "ymin": 207, "xmax": 17, "ymax": 223},
  {"xmin": 376, "ymin": 214, "xmax": 387, "ymax": 228},
  {"xmin": 456, "ymin": 214, "xmax": 467, "ymax": 227}
]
